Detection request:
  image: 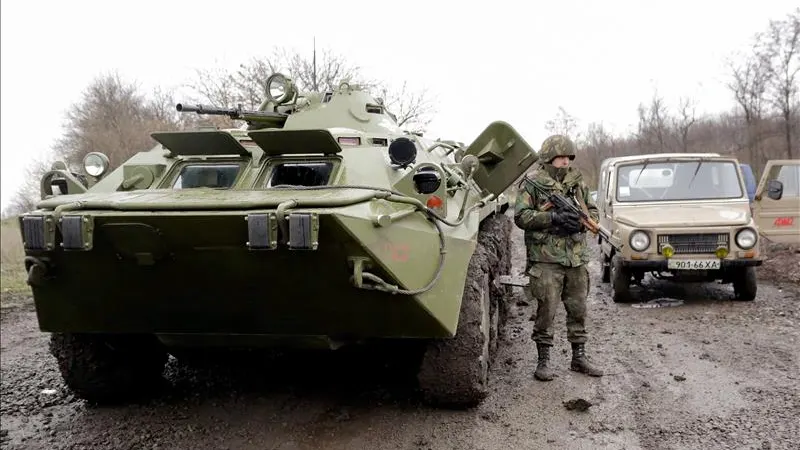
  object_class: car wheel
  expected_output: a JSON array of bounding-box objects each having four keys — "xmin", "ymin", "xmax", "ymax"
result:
[
  {"xmin": 611, "ymin": 255, "xmax": 633, "ymax": 303},
  {"xmin": 601, "ymin": 254, "xmax": 611, "ymax": 283},
  {"xmin": 733, "ymin": 266, "xmax": 757, "ymax": 301}
]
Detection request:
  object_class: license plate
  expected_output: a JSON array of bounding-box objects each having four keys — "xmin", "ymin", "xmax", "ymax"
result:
[{"xmin": 667, "ymin": 259, "xmax": 721, "ymax": 270}]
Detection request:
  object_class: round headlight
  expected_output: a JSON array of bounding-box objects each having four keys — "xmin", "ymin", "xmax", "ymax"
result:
[
  {"xmin": 83, "ymin": 152, "xmax": 109, "ymax": 178},
  {"xmin": 388, "ymin": 137, "xmax": 417, "ymax": 167},
  {"xmin": 736, "ymin": 228, "xmax": 757, "ymax": 249},
  {"xmin": 265, "ymin": 72, "xmax": 295, "ymax": 104},
  {"xmin": 629, "ymin": 230, "xmax": 650, "ymax": 252}
]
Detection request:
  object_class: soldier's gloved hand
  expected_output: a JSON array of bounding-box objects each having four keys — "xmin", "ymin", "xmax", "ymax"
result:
[
  {"xmin": 563, "ymin": 219, "xmax": 583, "ymax": 235},
  {"xmin": 551, "ymin": 209, "xmax": 582, "ymax": 235}
]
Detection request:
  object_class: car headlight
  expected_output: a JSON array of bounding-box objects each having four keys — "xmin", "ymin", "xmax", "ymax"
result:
[
  {"xmin": 735, "ymin": 228, "xmax": 757, "ymax": 249},
  {"xmin": 629, "ymin": 230, "xmax": 650, "ymax": 252}
]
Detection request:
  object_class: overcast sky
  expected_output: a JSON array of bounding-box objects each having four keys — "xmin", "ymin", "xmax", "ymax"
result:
[{"xmin": 1, "ymin": 0, "xmax": 796, "ymax": 210}]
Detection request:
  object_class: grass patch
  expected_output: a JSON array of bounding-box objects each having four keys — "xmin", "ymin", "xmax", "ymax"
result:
[{"xmin": 1, "ymin": 217, "xmax": 31, "ymax": 298}]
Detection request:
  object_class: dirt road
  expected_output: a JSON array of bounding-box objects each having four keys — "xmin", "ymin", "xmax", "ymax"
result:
[{"xmin": 2, "ymin": 223, "xmax": 798, "ymax": 450}]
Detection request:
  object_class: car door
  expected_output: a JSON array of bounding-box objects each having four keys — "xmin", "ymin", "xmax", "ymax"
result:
[{"xmin": 753, "ymin": 159, "xmax": 800, "ymax": 244}]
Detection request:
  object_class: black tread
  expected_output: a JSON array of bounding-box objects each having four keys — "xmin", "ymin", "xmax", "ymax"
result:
[
  {"xmin": 733, "ymin": 266, "xmax": 758, "ymax": 301},
  {"xmin": 416, "ymin": 212, "xmax": 512, "ymax": 408},
  {"xmin": 49, "ymin": 333, "xmax": 169, "ymax": 404},
  {"xmin": 611, "ymin": 254, "xmax": 634, "ymax": 303}
]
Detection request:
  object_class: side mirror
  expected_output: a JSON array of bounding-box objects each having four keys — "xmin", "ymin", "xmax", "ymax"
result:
[{"xmin": 767, "ymin": 179, "xmax": 783, "ymax": 200}]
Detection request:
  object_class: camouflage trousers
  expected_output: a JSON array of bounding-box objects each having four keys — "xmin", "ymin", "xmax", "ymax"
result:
[{"xmin": 525, "ymin": 262, "xmax": 590, "ymax": 346}]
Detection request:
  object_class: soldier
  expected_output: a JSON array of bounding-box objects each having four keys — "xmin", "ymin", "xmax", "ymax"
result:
[{"xmin": 514, "ymin": 135, "xmax": 604, "ymax": 381}]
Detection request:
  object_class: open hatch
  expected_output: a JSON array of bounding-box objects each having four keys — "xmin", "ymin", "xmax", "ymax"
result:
[
  {"xmin": 460, "ymin": 121, "xmax": 538, "ymax": 196},
  {"xmin": 247, "ymin": 129, "xmax": 343, "ymax": 157},
  {"xmin": 151, "ymin": 130, "xmax": 254, "ymax": 157}
]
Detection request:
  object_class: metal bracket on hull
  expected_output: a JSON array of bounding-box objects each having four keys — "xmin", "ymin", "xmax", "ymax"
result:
[
  {"xmin": 287, "ymin": 213, "xmax": 319, "ymax": 250},
  {"xmin": 60, "ymin": 215, "xmax": 94, "ymax": 251},
  {"xmin": 245, "ymin": 213, "xmax": 279, "ymax": 250},
  {"xmin": 21, "ymin": 215, "xmax": 56, "ymax": 251},
  {"xmin": 348, "ymin": 257, "xmax": 372, "ymax": 288}
]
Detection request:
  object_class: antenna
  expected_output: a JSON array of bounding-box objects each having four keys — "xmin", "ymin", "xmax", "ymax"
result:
[{"xmin": 312, "ymin": 36, "xmax": 318, "ymax": 92}]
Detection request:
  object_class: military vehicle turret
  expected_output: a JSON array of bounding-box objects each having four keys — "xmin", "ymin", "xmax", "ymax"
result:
[{"xmin": 19, "ymin": 72, "xmax": 539, "ymax": 407}]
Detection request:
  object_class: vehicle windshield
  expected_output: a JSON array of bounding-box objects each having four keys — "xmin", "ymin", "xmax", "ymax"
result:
[
  {"xmin": 172, "ymin": 164, "xmax": 241, "ymax": 189},
  {"xmin": 615, "ymin": 161, "xmax": 743, "ymax": 202}
]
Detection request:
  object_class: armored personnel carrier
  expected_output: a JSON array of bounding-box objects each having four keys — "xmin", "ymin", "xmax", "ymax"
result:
[{"xmin": 19, "ymin": 72, "xmax": 538, "ymax": 407}]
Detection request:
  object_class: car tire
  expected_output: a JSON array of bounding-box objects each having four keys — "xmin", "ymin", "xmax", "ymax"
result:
[
  {"xmin": 601, "ymin": 254, "xmax": 611, "ymax": 283},
  {"xmin": 611, "ymin": 255, "xmax": 633, "ymax": 303},
  {"xmin": 733, "ymin": 266, "xmax": 757, "ymax": 301}
]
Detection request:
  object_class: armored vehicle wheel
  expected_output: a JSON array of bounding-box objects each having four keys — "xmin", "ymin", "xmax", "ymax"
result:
[
  {"xmin": 49, "ymin": 333, "xmax": 169, "ymax": 404},
  {"xmin": 489, "ymin": 290, "xmax": 500, "ymax": 356},
  {"xmin": 733, "ymin": 266, "xmax": 757, "ymax": 301},
  {"xmin": 417, "ymin": 262, "xmax": 491, "ymax": 408},
  {"xmin": 610, "ymin": 255, "xmax": 633, "ymax": 303},
  {"xmin": 416, "ymin": 213, "xmax": 511, "ymax": 408}
]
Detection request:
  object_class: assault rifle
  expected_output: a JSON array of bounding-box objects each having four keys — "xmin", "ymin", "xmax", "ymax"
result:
[
  {"xmin": 523, "ymin": 177, "xmax": 620, "ymax": 251},
  {"xmin": 176, "ymin": 103, "xmax": 288, "ymax": 128}
]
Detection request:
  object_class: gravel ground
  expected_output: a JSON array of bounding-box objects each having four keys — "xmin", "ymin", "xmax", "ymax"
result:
[{"xmin": 2, "ymin": 219, "xmax": 798, "ymax": 450}]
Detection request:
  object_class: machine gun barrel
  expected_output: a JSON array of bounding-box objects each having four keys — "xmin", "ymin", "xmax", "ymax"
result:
[
  {"xmin": 176, "ymin": 103, "xmax": 236, "ymax": 115},
  {"xmin": 175, "ymin": 103, "xmax": 288, "ymax": 123}
]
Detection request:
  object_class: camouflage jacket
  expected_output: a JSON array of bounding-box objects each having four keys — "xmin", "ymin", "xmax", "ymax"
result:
[{"xmin": 513, "ymin": 165, "xmax": 599, "ymax": 268}]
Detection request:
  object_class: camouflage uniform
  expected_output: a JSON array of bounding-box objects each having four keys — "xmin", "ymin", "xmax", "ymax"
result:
[{"xmin": 514, "ymin": 135, "xmax": 603, "ymax": 381}]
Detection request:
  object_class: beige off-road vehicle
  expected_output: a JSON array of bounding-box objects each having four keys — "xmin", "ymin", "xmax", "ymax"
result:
[
  {"xmin": 752, "ymin": 159, "xmax": 800, "ymax": 245},
  {"xmin": 596, "ymin": 153, "xmax": 763, "ymax": 303}
]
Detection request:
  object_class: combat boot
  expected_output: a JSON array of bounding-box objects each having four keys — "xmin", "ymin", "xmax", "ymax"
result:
[
  {"xmin": 534, "ymin": 343, "xmax": 555, "ymax": 381},
  {"xmin": 570, "ymin": 343, "xmax": 603, "ymax": 377}
]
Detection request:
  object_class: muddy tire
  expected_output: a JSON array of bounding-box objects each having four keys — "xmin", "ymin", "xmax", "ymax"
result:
[
  {"xmin": 49, "ymin": 333, "xmax": 169, "ymax": 404},
  {"xmin": 733, "ymin": 266, "xmax": 757, "ymax": 301},
  {"xmin": 416, "ymin": 212, "xmax": 511, "ymax": 408},
  {"xmin": 483, "ymin": 213, "xmax": 513, "ymax": 343},
  {"xmin": 601, "ymin": 254, "xmax": 611, "ymax": 283},
  {"xmin": 611, "ymin": 255, "xmax": 633, "ymax": 303}
]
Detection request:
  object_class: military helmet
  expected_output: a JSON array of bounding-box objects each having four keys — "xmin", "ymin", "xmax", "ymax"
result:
[{"xmin": 538, "ymin": 135, "xmax": 576, "ymax": 163}]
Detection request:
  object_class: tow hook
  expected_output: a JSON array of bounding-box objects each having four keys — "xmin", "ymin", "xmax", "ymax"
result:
[{"xmin": 24, "ymin": 256, "xmax": 48, "ymax": 287}]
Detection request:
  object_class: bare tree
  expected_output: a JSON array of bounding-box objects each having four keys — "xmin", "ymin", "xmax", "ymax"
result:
[
  {"xmin": 544, "ymin": 106, "xmax": 579, "ymax": 141},
  {"xmin": 374, "ymin": 81, "xmax": 437, "ymax": 133},
  {"xmin": 726, "ymin": 47, "xmax": 771, "ymax": 168},
  {"xmin": 191, "ymin": 66, "xmax": 242, "ymax": 108},
  {"xmin": 570, "ymin": 10, "xmax": 798, "ymax": 185},
  {"xmin": 2, "ymin": 72, "xmax": 189, "ymax": 216},
  {"xmin": 758, "ymin": 8, "xmax": 800, "ymax": 158},
  {"xmin": 576, "ymin": 122, "xmax": 618, "ymax": 186},
  {"xmin": 672, "ymin": 97, "xmax": 698, "ymax": 152},
  {"xmin": 271, "ymin": 46, "xmax": 372, "ymax": 94},
  {"xmin": 2, "ymin": 158, "xmax": 53, "ymax": 217},
  {"xmin": 52, "ymin": 71, "xmax": 188, "ymax": 171},
  {"xmin": 187, "ymin": 45, "xmax": 437, "ymax": 133},
  {"xmin": 726, "ymin": 51, "xmax": 769, "ymax": 123},
  {"xmin": 636, "ymin": 90, "xmax": 671, "ymax": 153},
  {"xmin": 584, "ymin": 122, "xmax": 617, "ymax": 155}
]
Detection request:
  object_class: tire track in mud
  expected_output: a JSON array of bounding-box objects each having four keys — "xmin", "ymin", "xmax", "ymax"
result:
[{"xmin": 2, "ymin": 218, "xmax": 799, "ymax": 450}]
